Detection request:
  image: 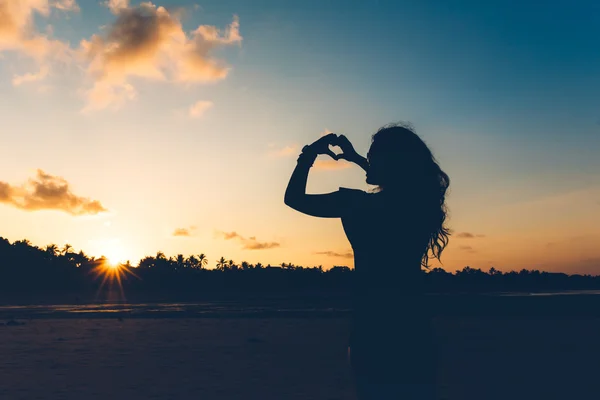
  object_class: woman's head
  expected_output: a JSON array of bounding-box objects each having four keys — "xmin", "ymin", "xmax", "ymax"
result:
[{"xmin": 367, "ymin": 122, "xmax": 451, "ymax": 268}]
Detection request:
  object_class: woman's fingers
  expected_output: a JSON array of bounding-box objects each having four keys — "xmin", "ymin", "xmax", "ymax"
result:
[{"xmin": 325, "ymin": 149, "xmax": 338, "ymax": 160}]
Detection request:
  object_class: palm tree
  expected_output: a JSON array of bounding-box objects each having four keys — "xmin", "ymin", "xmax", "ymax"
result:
[
  {"xmin": 72, "ymin": 250, "xmax": 89, "ymax": 269},
  {"xmin": 175, "ymin": 254, "xmax": 185, "ymax": 270},
  {"xmin": 14, "ymin": 239, "xmax": 32, "ymax": 247},
  {"xmin": 187, "ymin": 255, "xmax": 199, "ymax": 269},
  {"xmin": 283, "ymin": 262, "xmax": 295, "ymax": 270},
  {"xmin": 154, "ymin": 251, "xmax": 170, "ymax": 270},
  {"xmin": 62, "ymin": 243, "xmax": 73, "ymax": 256},
  {"xmin": 216, "ymin": 257, "xmax": 227, "ymax": 271},
  {"xmin": 197, "ymin": 253, "xmax": 208, "ymax": 269},
  {"xmin": 227, "ymin": 259, "xmax": 237, "ymax": 271},
  {"xmin": 45, "ymin": 244, "xmax": 59, "ymax": 259}
]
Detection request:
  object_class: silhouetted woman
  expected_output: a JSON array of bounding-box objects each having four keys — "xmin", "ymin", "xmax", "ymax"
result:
[{"xmin": 284, "ymin": 123, "xmax": 450, "ymax": 399}]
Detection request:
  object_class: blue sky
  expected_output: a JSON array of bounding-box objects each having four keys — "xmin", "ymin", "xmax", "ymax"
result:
[{"xmin": 0, "ymin": 0, "xmax": 598, "ymax": 273}]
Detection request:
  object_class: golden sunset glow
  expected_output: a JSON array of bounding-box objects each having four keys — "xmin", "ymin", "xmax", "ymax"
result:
[
  {"xmin": 0, "ymin": 0, "xmax": 598, "ymax": 275},
  {"xmin": 103, "ymin": 245, "xmax": 127, "ymax": 268},
  {"xmin": 90, "ymin": 257, "xmax": 138, "ymax": 301}
]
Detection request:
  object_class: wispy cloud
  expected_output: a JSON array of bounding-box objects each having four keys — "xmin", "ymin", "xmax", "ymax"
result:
[
  {"xmin": 0, "ymin": 0, "xmax": 75, "ymax": 85},
  {"xmin": 80, "ymin": 2, "xmax": 241, "ymax": 112},
  {"xmin": 315, "ymin": 250, "xmax": 354, "ymax": 259},
  {"xmin": 313, "ymin": 159, "xmax": 351, "ymax": 170},
  {"xmin": 12, "ymin": 65, "xmax": 49, "ymax": 86},
  {"xmin": 456, "ymin": 232, "xmax": 486, "ymax": 239},
  {"xmin": 218, "ymin": 231, "xmax": 280, "ymax": 250},
  {"xmin": 173, "ymin": 228, "xmax": 192, "ymax": 237},
  {"xmin": 53, "ymin": 0, "xmax": 80, "ymax": 12},
  {"xmin": 458, "ymin": 245, "xmax": 477, "ymax": 253},
  {"xmin": 0, "ymin": 169, "xmax": 107, "ymax": 215},
  {"xmin": 188, "ymin": 100, "xmax": 213, "ymax": 118},
  {"xmin": 105, "ymin": 0, "xmax": 129, "ymax": 14},
  {"xmin": 268, "ymin": 144, "xmax": 298, "ymax": 158}
]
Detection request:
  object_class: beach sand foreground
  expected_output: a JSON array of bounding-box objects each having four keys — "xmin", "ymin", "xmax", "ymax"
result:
[{"xmin": 2, "ymin": 317, "xmax": 600, "ymax": 399}]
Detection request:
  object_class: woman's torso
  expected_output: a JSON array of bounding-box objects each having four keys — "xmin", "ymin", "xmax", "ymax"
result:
[{"xmin": 340, "ymin": 188, "xmax": 437, "ymax": 383}]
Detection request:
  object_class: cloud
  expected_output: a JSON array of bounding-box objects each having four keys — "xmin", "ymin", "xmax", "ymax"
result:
[
  {"xmin": 244, "ymin": 240, "xmax": 280, "ymax": 250},
  {"xmin": 188, "ymin": 100, "xmax": 213, "ymax": 118},
  {"xmin": 80, "ymin": 2, "xmax": 242, "ymax": 112},
  {"xmin": 269, "ymin": 145, "xmax": 298, "ymax": 158},
  {"xmin": 106, "ymin": 0, "xmax": 128, "ymax": 14},
  {"xmin": 52, "ymin": 0, "xmax": 79, "ymax": 12},
  {"xmin": 0, "ymin": 0, "xmax": 75, "ymax": 85},
  {"xmin": 315, "ymin": 250, "xmax": 354, "ymax": 259},
  {"xmin": 173, "ymin": 225, "xmax": 197, "ymax": 237},
  {"xmin": 0, "ymin": 169, "xmax": 107, "ymax": 215},
  {"xmin": 0, "ymin": 182, "xmax": 11, "ymax": 201},
  {"xmin": 219, "ymin": 231, "xmax": 280, "ymax": 250},
  {"xmin": 456, "ymin": 232, "xmax": 485, "ymax": 239},
  {"xmin": 12, "ymin": 65, "xmax": 49, "ymax": 86},
  {"xmin": 458, "ymin": 245, "xmax": 477, "ymax": 253},
  {"xmin": 173, "ymin": 228, "xmax": 191, "ymax": 236},
  {"xmin": 313, "ymin": 159, "xmax": 351, "ymax": 170}
]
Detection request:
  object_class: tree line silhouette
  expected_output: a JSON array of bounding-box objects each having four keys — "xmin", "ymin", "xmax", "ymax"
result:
[{"xmin": 1, "ymin": 236, "xmax": 599, "ymax": 303}]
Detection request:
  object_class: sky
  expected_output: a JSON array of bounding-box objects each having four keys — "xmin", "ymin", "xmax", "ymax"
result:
[{"xmin": 0, "ymin": 0, "xmax": 599, "ymax": 273}]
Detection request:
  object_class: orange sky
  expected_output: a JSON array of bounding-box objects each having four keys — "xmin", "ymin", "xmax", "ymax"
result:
[{"xmin": 1, "ymin": 0, "xmax": 599, "ymax": 274}]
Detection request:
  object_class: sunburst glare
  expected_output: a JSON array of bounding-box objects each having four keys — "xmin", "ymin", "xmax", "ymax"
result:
[{"xmin": 91, "ymin": 255, "xmax": 138, "ymax": 302}]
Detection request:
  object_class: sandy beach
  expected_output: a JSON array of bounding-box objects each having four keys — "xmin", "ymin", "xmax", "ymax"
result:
[{"xmin": 2, "ymin": 316, "xmax": 600, "ymax": 399}]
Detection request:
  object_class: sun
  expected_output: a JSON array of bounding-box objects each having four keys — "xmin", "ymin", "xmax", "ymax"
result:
[{"xmin": 103, "ymin": 245, "xmax": 127, "ymax": 267}]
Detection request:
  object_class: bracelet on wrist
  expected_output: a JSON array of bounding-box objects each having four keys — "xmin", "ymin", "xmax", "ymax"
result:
[
  {"xmin": 297, "ymin": 146, "xmax": 317, "ymax": 166},
  {"xmin": 301, "ymin": 145, "xmax": 317, "ymax": 155}
]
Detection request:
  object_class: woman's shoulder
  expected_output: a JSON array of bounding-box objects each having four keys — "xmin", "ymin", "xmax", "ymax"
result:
[
  {"xmin": 338, "ymin": 187, "xmax": 371, "ymax": 201},
  {"xmin": 339, "ymin": 187, "xmax": 371, "ymax": 195},
  {"xmin": 338, "ymin": 187, "xmax": 374, "ymax": 212}
]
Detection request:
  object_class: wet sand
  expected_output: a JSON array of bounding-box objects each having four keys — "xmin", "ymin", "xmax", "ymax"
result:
[{"xmin": 2, "ymin": 316, "xmax": 600, "ymax": 399}]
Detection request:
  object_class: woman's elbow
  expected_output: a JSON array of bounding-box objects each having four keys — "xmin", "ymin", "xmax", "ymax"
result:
[
  {"xmin": 284, "ymin": 193, "xmax": 296, "ymax": 209},
  {"xmin": 284, "ymin": 191, "xmax": 303, "ymax": 211}
]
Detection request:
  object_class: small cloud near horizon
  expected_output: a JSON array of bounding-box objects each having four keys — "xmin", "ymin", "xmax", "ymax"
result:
[
  {"xmin": 218, "ymin": 231, "xmax": 280, "ymax": 250},
  {"xmin": 456, "ymin": 232, "xmax": 486, "ymax": 239},
  {"xmin": 173, "ymin": 226, "xmax": 197, "ymax": 237},
  {"xmin": 458, "ymin": 245, "xmax": 477, "ymax": 253},
  {"xmin": 315, "ymin": 250, "xmax": 353, "ymax": 259},
  {"xmin": 0, "ymin": 169, "xmax": 107, "ymax": 216}
]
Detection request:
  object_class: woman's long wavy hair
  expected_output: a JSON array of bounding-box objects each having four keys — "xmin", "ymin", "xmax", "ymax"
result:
[{"xmin": 367, "ymin": 123, "xmax": 451, "ymax": 269}]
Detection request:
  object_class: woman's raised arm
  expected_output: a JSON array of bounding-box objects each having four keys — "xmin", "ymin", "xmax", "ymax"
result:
[{"xmin": 284, "ymin": 133, "xmax": 348, "ymax": 218}]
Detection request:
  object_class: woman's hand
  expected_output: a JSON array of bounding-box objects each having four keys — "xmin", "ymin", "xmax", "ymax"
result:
[
  {"xmin": 335, "ymin": 135, "xmax": 360, "ymax": 163},
  {"xmin": 305, "ymin": 133, "xmax": 340, "ymax": 159},
  {"xmin": 336, "ymin": 134, "xmax": 369, "ymax": 173}
]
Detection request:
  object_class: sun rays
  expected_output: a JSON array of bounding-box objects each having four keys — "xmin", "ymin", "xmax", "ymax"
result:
[{"xmin": 91, "ymin": 258, "xmax": 139, "ymax": 301}]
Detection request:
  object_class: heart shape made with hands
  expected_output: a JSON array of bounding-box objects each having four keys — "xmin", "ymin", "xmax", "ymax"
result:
[{"xmin": 328, "ymin": 144, "xmax": 345, "ymax": 160}]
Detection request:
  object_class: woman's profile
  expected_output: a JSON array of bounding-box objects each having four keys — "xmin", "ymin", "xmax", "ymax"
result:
[{"xmin": 284, "ymin": 123, "xmax": 450, "ymax": 399}]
